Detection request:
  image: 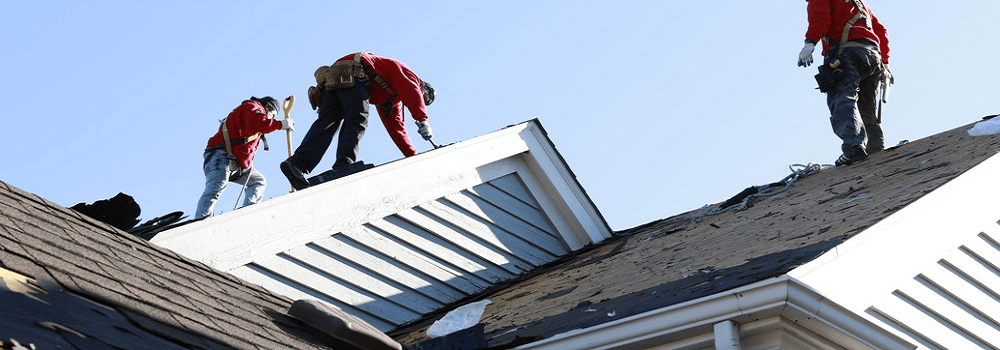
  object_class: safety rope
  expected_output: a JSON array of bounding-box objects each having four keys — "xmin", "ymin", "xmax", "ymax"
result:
[
  {"xmin": 233, "ymin": 167, "xmax": 252, "ymax": 211},
  {"xmin": 692, "ymin": 162, "xmax": 832, "ymax": 222}
]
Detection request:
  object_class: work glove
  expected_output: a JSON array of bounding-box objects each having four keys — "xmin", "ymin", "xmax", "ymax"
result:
[
  {"xmin": 416, "ymin": 120, "xmax": 433, "ymax": 140},
  {"xmin": 798, "ymin": 42, "xmax": 815, "ymax": 67},
  {"xmin": 281, "ymin": 119, "xmax": 295, "ymax": 131}
]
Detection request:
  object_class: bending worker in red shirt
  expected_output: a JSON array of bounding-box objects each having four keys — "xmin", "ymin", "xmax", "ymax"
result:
[
  {"xmin": 281, "ymin": 52, "xmax": 435, "ymax": 190},
  {"xmin": 797, "ymin": 0, "xmax": 891, "ymax": 166},
  {"xmin": 195, "ymin": 96, "xmax": 294, "ymax": 219}
]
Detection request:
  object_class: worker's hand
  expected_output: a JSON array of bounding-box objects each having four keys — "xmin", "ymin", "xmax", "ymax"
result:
[
  {"xmin": 416, "ymin": 120, "xmax": 433, "ymax": 140},
  {"xmin": 281, "ymin": 119, "xmax": 295, "ymax": 131},
  {"xmin": 798, "ymin": 42, "xmax": 815, "ymax": 67}
]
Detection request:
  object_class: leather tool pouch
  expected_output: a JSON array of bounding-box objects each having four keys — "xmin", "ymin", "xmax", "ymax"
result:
[
  {"xmin": 814, "ymin": 63, "xmax": 842, "ymax": 93},
  {"xmin": 307, "ymin": 85, "xmax": 321, "ymax": 110},
  {"xmin": 320, "ymin": 61, "xmax": 367, "ymax": 90}
]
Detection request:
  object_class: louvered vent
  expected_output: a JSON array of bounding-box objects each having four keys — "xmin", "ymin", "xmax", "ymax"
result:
[
  {"xmin": 228, "ymin": 173, "xmax": 569, "ymax": 330},
  {"xmin": 867, "ymin": 230, "xmax": 1000, "ymax": 350}
]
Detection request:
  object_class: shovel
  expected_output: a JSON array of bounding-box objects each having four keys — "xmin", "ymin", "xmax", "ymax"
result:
[{"xmin": 283, "ymin": 96, "xmax": 295, "ymax": 191}]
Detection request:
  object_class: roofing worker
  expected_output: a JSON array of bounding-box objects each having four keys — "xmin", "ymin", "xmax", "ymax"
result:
[
  {"xmin": 797, "ymin": 0, "xmax": 891, "ymax": 166},
  {"xmin": 281, "ymin": 52, "xmax": 435, "ymax": 190},
  {"xmin": 195, "ymin": 96, "xmax": 294, "ymax": 219}
]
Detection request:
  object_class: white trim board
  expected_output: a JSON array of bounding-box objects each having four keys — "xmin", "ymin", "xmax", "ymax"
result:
[{"xmin": 515, "ymin": 276, "xmax": 915, "ymax": 350}]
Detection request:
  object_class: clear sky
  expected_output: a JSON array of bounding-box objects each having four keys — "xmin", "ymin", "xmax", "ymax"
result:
[{"xmin": 2, "ymin": 1, "xmax": 996, "ymax": 231}]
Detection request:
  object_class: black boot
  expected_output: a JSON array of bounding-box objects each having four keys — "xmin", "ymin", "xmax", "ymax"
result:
[
  {"xmin": 280, "ymin": 160, "xmax": 310, "ymax": 190},
  {"xmin": 835, "ymin": 145, "xmax": 869, "ymax": 166}
]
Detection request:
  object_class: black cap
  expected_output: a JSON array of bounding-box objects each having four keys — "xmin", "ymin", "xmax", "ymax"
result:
[
  {"xmin": 420, "ymin": 81, "xmax": 435, "ymax": 106},
  {"xmin": 251, "ymin": 96, "xmax": 279, "ymax": 113}
]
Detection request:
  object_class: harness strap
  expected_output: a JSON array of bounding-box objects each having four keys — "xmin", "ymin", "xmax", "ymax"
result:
[
  {"xmin": 835, "ymin": 0, "xmax": 872, "ymax": 55},
  {"xmin": 221, "ymin": 118, "xmax": 235, "ymax": 158},
  {"xmin": 351, "ymin": 52, "xmax": 397, "ymax": 110},
  {"xmin": 215, "ymin": 118, "xmax": 265, "ymax": 155}
]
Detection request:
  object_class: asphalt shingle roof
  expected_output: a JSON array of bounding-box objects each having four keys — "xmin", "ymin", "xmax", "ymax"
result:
[{"xmin": 0, "ymin": 181, "xmax": 343, "ymax": 349}]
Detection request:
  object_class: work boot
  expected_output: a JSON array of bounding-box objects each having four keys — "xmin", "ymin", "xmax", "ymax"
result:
[
  {"xmin": 834, "ymin": 146, "xmax": 869, "ymax": 167},
  {"xmin": 280, "ymin": 160, "xmax": 310, "ymax": 190}
]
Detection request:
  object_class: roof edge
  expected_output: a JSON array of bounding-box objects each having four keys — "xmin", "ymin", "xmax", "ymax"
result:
[{"xmin": 514, "ymin": 276, "xmax": 914, "ymax": 350}]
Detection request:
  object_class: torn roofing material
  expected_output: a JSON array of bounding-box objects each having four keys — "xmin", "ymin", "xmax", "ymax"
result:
[
  {"xmin": 0, "ymin": 181, "xmax": 346, "ymax": 349},
  {"xmin": 389, "ymin": 119, "xmax": 1000, "ymax": 349}
]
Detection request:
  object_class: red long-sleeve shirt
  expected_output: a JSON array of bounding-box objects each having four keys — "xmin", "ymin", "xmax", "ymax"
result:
[
  {"xmin": 805, "ymin": 0, "xmax": 890, "ymax": 64},
  {"xmin": 336, "ymin": 53, "xmax": 429, "ymax": 157},
  {"xmin": 205, "ymin": 99, "xmax": 282, "ymax": 169}
]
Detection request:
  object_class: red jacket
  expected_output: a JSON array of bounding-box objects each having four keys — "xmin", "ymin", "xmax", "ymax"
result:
[
  {"xmin": 205, "ymin": 100, "xmax": 283, "ymax": 169},
  {"xmin": 805, "ymin": 0, "xmax": 890, "ymax": 64},
  {"xmin": 337, "ymin": 53, "xmax": 429, "ymax": 157}
]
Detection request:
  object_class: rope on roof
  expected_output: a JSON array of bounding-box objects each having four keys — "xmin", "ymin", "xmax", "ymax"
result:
[{"xmin": 692, "ymin": 162, "xmax": 832, "ymax": 222}]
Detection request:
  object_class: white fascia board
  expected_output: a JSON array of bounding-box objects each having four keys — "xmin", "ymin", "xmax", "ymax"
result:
[
  {"xmin": 516, "ymin": 276, "xmax": 914, "ymax": 350},
  {"xmin": 789, "ymin": 152, "xmax": 1000, "ymax": 311},
  {"xmin": 518, "ymin": 123, "xmax": 612, "ymax": 248},
  {"xmin": 152, "ymin": 120, "xmax": 610, "ymax": 270}
]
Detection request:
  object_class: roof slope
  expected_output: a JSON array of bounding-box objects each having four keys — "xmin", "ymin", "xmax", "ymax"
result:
[
  {"xmin": 0, "ymin": 181, "xmax": 344, "ymax": 349},
  {"xmin": 390, "ymin": 119, "xmax": 1000, "ymax": 348}
]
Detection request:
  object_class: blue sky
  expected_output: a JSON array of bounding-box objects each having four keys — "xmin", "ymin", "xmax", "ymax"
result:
[{"xmin": 2, "ymin": 1, "xmax": 997, "ymax": 231}]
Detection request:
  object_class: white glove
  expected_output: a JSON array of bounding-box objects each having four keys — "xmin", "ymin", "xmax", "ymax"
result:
[
  {"xmin": 416, "ymin": 120, "xmax": 433, "ymax": 140},
  {"xmin": 798, "ymin": 42, "xmax": 815, "ymax": 67},
  {"xmin": 281, "ymin": 119, "xmax": 295, "ymax": 131}
]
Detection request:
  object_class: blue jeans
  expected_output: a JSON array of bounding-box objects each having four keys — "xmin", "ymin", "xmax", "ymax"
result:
[{"xmin": 195, "ymin": 149, "xmax": 266, "ymax": 219}]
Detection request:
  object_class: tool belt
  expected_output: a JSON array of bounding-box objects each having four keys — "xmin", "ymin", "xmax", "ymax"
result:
[
  {"xmin": 315, "ymin": 52, "xmax": 368, "ymax": 90},
  {"xmin": 815, "ymin": 39, "xmax": 879, "ymax": 93},
  {"xmin": 310, "ymin": 52, "xmax": 398, "ymax": 111}
]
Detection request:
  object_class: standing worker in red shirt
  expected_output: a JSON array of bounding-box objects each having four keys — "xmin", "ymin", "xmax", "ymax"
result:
[
  {"xmin": 281, "ymin": 52, "xmax": 435, "ymax": 190},
  {"xmin": 195, "ymin": 96, "xmax": 295, "ymax": 219},
  {"xmin": 798, "ymin": 0, "xmax": 891, "ymax": 166}
]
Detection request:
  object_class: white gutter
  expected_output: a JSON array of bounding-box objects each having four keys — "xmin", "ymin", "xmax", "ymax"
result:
[{"xmin": 515, "ymin": 276, "xmax": 914, "ymax": 350}]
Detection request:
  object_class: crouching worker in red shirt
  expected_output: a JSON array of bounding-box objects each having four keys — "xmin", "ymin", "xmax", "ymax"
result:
[
  {"xmin": 195, "ymin": 96, "xmax": 294, "ymax": 219},
  {"xmin": 281, "ymin": 52, "xmax": 435, "ymax": 190}
]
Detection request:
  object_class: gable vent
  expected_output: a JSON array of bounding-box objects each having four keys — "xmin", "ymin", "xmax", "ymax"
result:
[{"xmin": 866, "ymin": 231, "xmax": 1000, "ymax": 350}]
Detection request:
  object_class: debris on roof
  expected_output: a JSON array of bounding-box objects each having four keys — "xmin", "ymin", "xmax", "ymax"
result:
[
  {"xmin": 967, "ymin": 113, "xmax": 1000, "ymax": 136},
  {"xmin": 288, "ymin": 299, "xmax": 402, "ymax": 350},
  {"xmin": 69, "ymin": 192, "xmax": 141, "ymax": 231},
  {"xmin": 68, "ymin": 193, "xmax": 188, "ymax": 240}
]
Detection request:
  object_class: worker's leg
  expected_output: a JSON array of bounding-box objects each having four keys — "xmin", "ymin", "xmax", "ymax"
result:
[
  {"xmin": 238, "ymin": 167, "xmax": 267, "ymax": 207},
  {"xmin": 826, "ymin": 47, "xmax": 879, "ymax": 161},
  {"xmin": 858, "ymin": 66, "xmax": 884, "ymax": 154},
  {"xmin": 333, "ymin": 80, "xmax": 371, "ymax": 167},
  {"xmin": 289, "ymin": 89, "xmax": 345, "ymax": 173},
  {"xmin": 195, "ymin": 149, "xmax": 234, "ymax": 219}
]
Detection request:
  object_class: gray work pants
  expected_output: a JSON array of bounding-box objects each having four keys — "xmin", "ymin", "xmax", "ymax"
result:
[{"xmin": 824, "ymin": 44, "xmax": 885, "ymax": 156}]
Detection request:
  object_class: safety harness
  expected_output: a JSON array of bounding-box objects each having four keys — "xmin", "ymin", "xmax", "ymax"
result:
[
  {"xmin": 207, "ymin": 118, "xmax": 267, "ymax": 182},
  {"xmin": 213, "ymin": 119, "xmax": 267, "ymax": 158},
  {"xmin": 826, "ymin": 0, "xmax": 872, "ymax": 55},
  {"xmin": 349, "ymin": 52, "xmax": 398, "ymax": 112}
]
